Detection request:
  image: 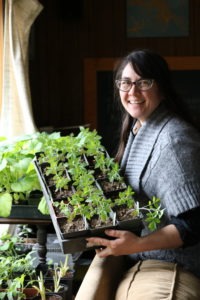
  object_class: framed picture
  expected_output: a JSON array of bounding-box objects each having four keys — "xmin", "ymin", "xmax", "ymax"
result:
[{"xmin": 126, "ymin": 0, "xmax": 189, "ymax": 37}]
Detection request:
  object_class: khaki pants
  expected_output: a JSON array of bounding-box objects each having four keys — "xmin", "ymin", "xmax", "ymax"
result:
[{"xmin": 75, "ymin": 256, "xmax": 200, "ymax": 300}]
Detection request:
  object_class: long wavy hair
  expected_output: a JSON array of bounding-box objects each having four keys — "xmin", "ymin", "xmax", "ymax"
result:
[{"xmin": 114, "ymin": 49, "xmax": 189, "ymax": 163}]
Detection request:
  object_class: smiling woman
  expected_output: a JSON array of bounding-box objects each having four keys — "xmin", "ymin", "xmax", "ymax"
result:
[
  {"xmin": 84, "ymin": 56, "xmax": 200, "ymax": 156},
  {"xmin": 116, "ymin": 63, "xmax": 163, "ymax": 124},
  {"xmin": 76, "ymin": 49, "xmax": 200, "ymax": 300}
]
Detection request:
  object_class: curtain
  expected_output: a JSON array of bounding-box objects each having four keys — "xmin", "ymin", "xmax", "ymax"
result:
[
  {"xmin": 0, "ymin": 0, "xmax": 43, "ymax": 138},
  {"xmin": 0, "ymin": 0, "xmax": 3, "ymax": 112}
]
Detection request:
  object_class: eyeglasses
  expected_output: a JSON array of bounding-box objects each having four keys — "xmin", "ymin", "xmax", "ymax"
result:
[{"xmin": 115, "ymin": 78, "xmax": 154, "ymax": 92}]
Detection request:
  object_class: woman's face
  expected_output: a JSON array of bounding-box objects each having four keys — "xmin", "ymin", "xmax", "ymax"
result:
[{"xmin": 119, "ymin": 63, "xmax": 163, "ymax": 123}]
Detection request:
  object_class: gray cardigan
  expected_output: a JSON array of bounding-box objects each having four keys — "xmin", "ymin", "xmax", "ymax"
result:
[{"xmin": 121, "ymin": 104, "xmax": 200, "ymax": 278}]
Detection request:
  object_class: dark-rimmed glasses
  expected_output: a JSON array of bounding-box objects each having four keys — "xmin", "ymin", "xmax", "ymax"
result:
[{"xmin": 115, "ymin": 78, "xmax": 154, "ymax": 92}]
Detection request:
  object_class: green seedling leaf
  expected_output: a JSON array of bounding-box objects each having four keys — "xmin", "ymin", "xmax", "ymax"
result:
[
  {"xmin": 0, "ymin": 158, "xmax": 7, "ymax": 171},
  {"xmin": 38, "ymin": 196, "xmax": 50, "ymax": 215},
  {"xmin": 0, "ymin": 193, "xmax": 12, "ymax": 217}
]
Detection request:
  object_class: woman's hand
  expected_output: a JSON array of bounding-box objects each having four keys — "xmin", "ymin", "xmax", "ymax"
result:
[
  {"xmin": 86, "ymin": 224, "xmax": 183, "ymax": 258},
  {"xmin": 86, "ymin": 229, "xmax": 141, "ymax": 257}
]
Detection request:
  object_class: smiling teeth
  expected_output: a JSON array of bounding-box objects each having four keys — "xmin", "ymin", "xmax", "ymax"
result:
[{"xmin": 129, "ymin": 100, "xmax": 143, "ymax": 104}]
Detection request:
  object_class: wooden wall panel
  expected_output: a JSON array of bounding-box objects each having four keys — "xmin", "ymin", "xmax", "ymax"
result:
[
  {"xmin": 126, "ymin": 0, "xmax": 200, "ymax": 56},
  {"xmin": 84, "ymin": 56, "xmax": 200, "ymax": 129},
  {"xmin": 29, "ymin": 0, "xmax": 200, "ymax": 130}
]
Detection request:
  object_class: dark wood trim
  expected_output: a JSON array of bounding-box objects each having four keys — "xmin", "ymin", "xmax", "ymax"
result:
[{"xmin": 84, "ymin": 57, "xmax": 200, "ymax": 129}]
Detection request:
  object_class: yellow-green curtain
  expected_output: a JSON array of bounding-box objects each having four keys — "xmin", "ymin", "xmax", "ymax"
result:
[{"xmin": 0, "ymin": 0, "xmax": 43, "ymax": 138}]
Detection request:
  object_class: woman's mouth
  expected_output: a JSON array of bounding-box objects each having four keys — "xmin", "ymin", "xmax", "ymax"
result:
[{"xmin": 128, "ymin": 99, "xmax": 145, "ymax": 104}]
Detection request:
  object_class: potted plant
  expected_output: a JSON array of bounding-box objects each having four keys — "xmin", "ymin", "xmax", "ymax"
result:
[
  {"xmin": 0, "ymin": 131, "xmax": 62, "ymax": 218},
  {"xmin": 0, "ymin": 233, "xmax": 73, "ymax": 300},
  {"xmin": 33, "ymin": 272, "xmax": 63, "ymax": 300},
  {"xmin": 0, "ymin": 274, "xmax": 27, "ymax": 300},
  {"xmin": 0, "ymin": 233, "xmax": 39, "ymax": 299},
  {"xmin": 34, "ymin": 127, "xmax": 165, "ymax": 253},
  {"xmin": 43, "ymin": 256, "xmax": 70, "ymax": 299},
  {"xmin": 0, "ymin": 252, "xmax": 37, "ymax": 300}
]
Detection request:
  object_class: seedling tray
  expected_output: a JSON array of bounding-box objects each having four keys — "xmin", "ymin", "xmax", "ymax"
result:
[
  {"xmin": 33, "ymin": 152, "xmax": 144, "ymax": 253},
  {"xmin": 9, "ymin": 205, "xmax": 50, "ymax": 220}
]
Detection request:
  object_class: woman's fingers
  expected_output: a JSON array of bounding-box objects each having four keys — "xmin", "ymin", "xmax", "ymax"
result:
[
  {"xmin": 86, "ymin": 236, "xmax": 111, "ymax": 248},
  {"xmin": 85, "ymin": 229, "xmax": 139, "ymax": 257}
]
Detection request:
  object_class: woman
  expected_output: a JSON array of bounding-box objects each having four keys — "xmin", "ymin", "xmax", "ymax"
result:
[{"xmin": 75, "ymin": 49, "xmax": 200, "ymax": 299}]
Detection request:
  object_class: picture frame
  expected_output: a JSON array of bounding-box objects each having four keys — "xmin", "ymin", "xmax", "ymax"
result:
[{"xmin": 126, "ymin": 0, "xmax": 189, "ymax": 38}]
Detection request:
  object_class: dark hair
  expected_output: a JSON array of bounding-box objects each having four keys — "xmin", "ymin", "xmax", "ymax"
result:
[{"xmin": 114, "ymin": 49, "xmax": 189, "ymax": 162}]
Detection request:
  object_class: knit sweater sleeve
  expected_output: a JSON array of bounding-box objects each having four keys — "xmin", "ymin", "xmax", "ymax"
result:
[
  {"xmin": 170, "ymin": 206, "xmax": 200, "ymax": 247},
  {"xmin": 142, "ymin": 120, "xmax": 200, "ymax": 217}
]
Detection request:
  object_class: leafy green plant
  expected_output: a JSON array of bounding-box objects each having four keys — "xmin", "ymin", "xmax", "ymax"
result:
[
  {"xmin": 17, "ymin": 224, "xmax": 35, "ymax": 240},
  {"xmin": 32, "ymin": 256, "xmax": 70, "ymax": 298},
  {"xmin": 35, "ymin": 127, "xmax": 164, "ymax": 231},
  {"xmin": 0, "ymin": 234, "xmax": 37, "ymax": 300},
  {"xmin": 139, "ymin": 196, "xmax": 165, "ymax": 231},
  {"xmin": 0, "ymin": 234, "xmax": 70, "ymax": 300},
  {"xmin": 0, "ymin": 233, "xmax": 19, "ymax": 257},
  {"xmin": 0, "ymin": 131, "xmax": 61, "ymax": 217},
  {"xmin": 112, "ymin": 186, "xmax": 135, "ymax": 208},
  {"xmin": 0, "ymin": 252, "xmax": 36, "ymax": 286},
  {"xmin": 52, "ymin": 256, "xmax": 69, "ymax": 292},
  {"xmin": 75, "ymin": 127, "xmax": 104, "ymax": 156},
  {"xmin": 53, "ymin": 174, "xmax": 71, "ymax": 192},
  {"xmin": 67, "ymin": 190, "xmax": 91, "ymax": 221},
  {"xmin": 84, "ymin": 188, "xmax": 112, "ymax": 221},
  {"xmin": 33, "ymin": 271, "xmax": 47, "ymax": 300},
  {"xmin": 0, "ymin": 274, "xmax": 27, "ymax": 300},
  {"xmin": 0, "ymin": 232, "xmax": 36, "ymax": 271}
]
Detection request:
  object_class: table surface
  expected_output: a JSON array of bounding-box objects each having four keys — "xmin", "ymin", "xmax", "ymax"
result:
[{"xmin": 0, "ymin": 217, "xmax": 52, "ymax": 225}]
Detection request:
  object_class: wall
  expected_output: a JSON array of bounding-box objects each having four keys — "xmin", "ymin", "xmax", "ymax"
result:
[{"xmin": 30, "ymin": 0, "xmax": 200, "ymax": 130}]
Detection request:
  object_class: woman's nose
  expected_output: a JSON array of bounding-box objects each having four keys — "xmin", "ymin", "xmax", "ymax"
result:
[{"xmin": 128, "ymin": 83, "xmax": 140, "ymax": 95}]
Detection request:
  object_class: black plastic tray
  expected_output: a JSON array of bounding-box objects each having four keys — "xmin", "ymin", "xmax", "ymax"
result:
[
  {"xmin": 9, "ymin": 205, "xmax": 50, "ymax": 220},
  {"xmin": 33, "ymin": 158, "xmax": 144, "ymax": 253}
]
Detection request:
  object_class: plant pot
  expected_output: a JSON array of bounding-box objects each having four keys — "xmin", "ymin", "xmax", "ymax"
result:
[
  {"xmin": 45, "ymin": 294, "xmax": 63, "ymax": 300},
  {"xmin": 44, "ymin": 282, "xmax": 68, "ymax": 300},
  {"xmin": 28, "ymin": 190, "xmax": 43, "ymax": 205},
  {"xmin": 57, "ymin": 215, "xmax": 89, "ymax": 239},
  {"xmin": 23, "ymin": 287, "xmax": 39, "ymax": 299},
  {"xmin": 112, "ymin": 204, "xmax": 135, "ymax": 221},
  {"xmin": 96, "ymin": 177, "xmax": 127, "ymax": 195},
  {"xmin": 15, "ymin": 241, "xmax": 36, "ymax": 255},
  {"xmin": 9, "ymin": 205, "xmax": 50, "ymax": 220},
  {"xmin": 87, "ymin": 211, "xmax": 116, "ymax": 236},
  {"xmin": 44, "ymin": 270, "xmax": 74, "ymax": 300},
  {"xmin": 33, "ymin": 295, "xmax": 63, "ymax": 300},
  {"xmin": 48, "ymin": 184, "xmax": 75, "ymax": 201}
]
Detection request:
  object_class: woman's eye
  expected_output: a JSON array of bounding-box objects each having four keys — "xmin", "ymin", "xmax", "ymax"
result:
[{"xmin": 121, "ymin": 80, "xmax": 130, "ymax": 85}]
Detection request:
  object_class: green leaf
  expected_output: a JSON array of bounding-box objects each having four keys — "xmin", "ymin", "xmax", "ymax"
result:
[
  {"xmin": 11, "ymin": 157, "xmax": 33, "ymax": 176},
  {"xmin": 11, "ymin": 175, "xmax": 38, "ymax": 192},
  {"xmin": 0, "ymin": 193, "xmax": 12, "ymax": 217},
  {"xmin": 38, "ymin": 196, "xmax": 50, "ymax": 215},
  {"xmin": 0, "ymin": 158, "xmax": 7, "ymax": 171}
]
